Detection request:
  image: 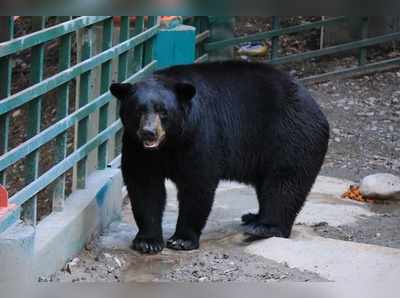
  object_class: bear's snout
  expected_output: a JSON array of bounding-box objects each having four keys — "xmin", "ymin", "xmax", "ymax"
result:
[{"xmin": 137, "ymin": 113, "xmax": 166, "ymax": 149}]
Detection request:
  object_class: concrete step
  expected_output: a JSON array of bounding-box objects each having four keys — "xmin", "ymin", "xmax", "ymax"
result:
[{"xmin": 246, "ymin": 226, "xmax": 400, "ymax": 282}]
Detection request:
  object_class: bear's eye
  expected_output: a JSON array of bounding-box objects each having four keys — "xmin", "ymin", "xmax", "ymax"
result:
[
  {"xmin": 154, "ymin": 104, "xmax": 167, "ymax": 117},
  {"xmin": 135, "ymin": 105, "xmax": 145, "ymax": 114},
  {"xmin": 159, "ymin": 109, "xmax": 168, "ymax": 118}
]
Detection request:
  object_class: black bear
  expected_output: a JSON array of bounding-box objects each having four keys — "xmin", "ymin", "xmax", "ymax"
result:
[{"xmin": 110, "ymin": 60, "xmax": 329, "ymax": 254}]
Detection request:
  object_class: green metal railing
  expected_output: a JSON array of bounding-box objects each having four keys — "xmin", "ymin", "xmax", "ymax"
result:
[
  {"xmin": 0, "ymin": 16, "xmax": 159, "ymax": 229},
  {"xmin": 190, "ymin": 16, "xmax": 400, "ymax": 81}
]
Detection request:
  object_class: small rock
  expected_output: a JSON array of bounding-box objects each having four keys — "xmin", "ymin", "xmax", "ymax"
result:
[
  {"xmin": 113, "ymin": 257, "xmax": 122, "ymax": 268},
  {"xmin": 359, "ymin": 173, "xmax": 400, "ymax": 200},
  {"xmin": 65, "ymin": 257, "xmax": 80, "ymax": 274}
]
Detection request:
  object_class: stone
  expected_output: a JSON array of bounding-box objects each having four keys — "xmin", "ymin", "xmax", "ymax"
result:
[{"xmin": 359, "ymin": 173, "xmax": 400, "ymax": 200}]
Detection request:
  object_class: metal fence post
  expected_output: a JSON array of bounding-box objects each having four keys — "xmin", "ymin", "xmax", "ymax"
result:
[
  {"xmin": 22, "ymin": 16, "xmax": 45, "ymax": 226},
  {"xmin": 359, "ymin": 17, "xmax": 369, "ymax": 66},
  {"xmin": 207, "ymin": 17, "xmax": 235, "ymax": 61},
  {"xmin": 130, "ymin": 17, "xmax": 145, "ymax": 74},
  {"xmin": 53, "ymin": 16, "xmax": 72, "ymax": 212},
  {"xmin": 114, "ymin": 17, "xmax": 130, "ymax": 157},
  {"xmin": 76, "ymin": 26, "xmax": 93, "ymax": 189},
  {"xmin": 97, "ymin": 18, "xmax": 113, "ymax": 170},
  {"xmin": 0, "ymin": 17, "xmax": 13, "ymax": 187},
  {"xmin": 143, "ymin": 16, "xmax": 158, "ymax": 67},
  {"xmin": 270, "ymin": 16, "xmax": 281, "ymax": 61}
]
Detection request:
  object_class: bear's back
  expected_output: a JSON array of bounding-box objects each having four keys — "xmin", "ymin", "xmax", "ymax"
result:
[{"xmin": 155, "ymin": 61, "xmax": 328, "ymax": 182}]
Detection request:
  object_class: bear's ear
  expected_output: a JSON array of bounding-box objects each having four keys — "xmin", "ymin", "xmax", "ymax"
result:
[
  {"xmin": 174, "ymin": 82, "xmax": 196, "ymax": 104},
  {"xmin": 109, "ymin": 83, "xmax": 135, "ymax": 100}
]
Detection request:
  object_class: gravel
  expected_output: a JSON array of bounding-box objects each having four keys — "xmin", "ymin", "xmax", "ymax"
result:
[
  {"xmin": 159, "ymin": 247, "xmax": 326, "ymax": 282},
  {"xmin": 313, "ymin": 204, "xmax": 400, "ymax": 249},
  {"xmin": 310, "ymin": 71, "xmax": 400, "ymax": 182}
]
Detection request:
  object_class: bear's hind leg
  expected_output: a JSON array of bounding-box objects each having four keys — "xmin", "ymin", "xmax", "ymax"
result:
[
  {"xmin": 243, "ymin": 176, "xmax": 308, "ymax": 239},
  {"xmin": 241, "ymin": 212, "xmax": 258, "ymax": 225},
  {"xmin": 167, "ymin": 182, "xmax": 217, "ymax": 250}
]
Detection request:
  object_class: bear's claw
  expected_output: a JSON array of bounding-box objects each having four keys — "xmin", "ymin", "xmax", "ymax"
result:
[
  {"xmin": 131, "ymin": 237, "xmax": 164, "ymax": 254},
  {"xmin": 166, "ymin": 236, "xmax": 199, "ymax": 251}
]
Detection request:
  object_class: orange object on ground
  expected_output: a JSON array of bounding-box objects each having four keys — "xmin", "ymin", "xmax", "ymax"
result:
[{"xmin": 341, "ymin": 185, "xmax": 378, "ymax": 203}]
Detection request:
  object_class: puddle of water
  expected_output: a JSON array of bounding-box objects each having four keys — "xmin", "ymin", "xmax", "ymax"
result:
[
  {"xmin": 122, "ymin": 254, "xmax": 180, "ymax": 282},
  {"xmin": 121, "ymin": 232, "xmax": 248, "ymax": 282}
]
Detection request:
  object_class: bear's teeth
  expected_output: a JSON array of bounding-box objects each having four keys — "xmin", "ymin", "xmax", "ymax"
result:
[{"xmin": 144, "ymin": 141, "xmax": 158, "ymax": 148}]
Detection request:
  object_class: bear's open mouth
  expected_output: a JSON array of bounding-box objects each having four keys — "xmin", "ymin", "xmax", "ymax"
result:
[{"xmin": 143, "ymin": 134, "xmax": 165, "ymax": 149}]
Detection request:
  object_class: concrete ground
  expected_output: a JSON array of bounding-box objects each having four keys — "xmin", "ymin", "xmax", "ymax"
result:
[{"xmin": 41, "ymin": 176, "xmax": 400, "ymax": 283}]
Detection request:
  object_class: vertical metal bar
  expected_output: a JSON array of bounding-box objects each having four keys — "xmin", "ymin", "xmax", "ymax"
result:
[
  {"xmin": 76, "ymin": 26, "xmax": 93, "ymax": 189},
  {"xmin": 22, "ymin": 16, "xmax": 45, "ymax": 225},
  {"xmin": 207, "ymin": 17, "xmax": 235, "ymax": 61},
  {"xmin": 118, "ymin": 17, "xmax": 130, "ymax": 81},
  {"xmin": 114, "ymin": 16, "xmax": 129, "ymax": 157},
  {"xmin": 320, "ymin": 16, "xmax": 326, "ymax": 49},
  {"xmin": 130, "ymin": 16, "xmax": 144, "ymax": 74},
  {"xmin": 195, "ymin": 17, "xmax": 203, "ymax": 58},
  {"xmin": 0, "ymin": 17, "xmax": 13, "ymax": 187},
  {"xmin": 199, "ymin": 17, "xmax": 210, "ymax": 58},
  {"xmin": 143, "ymin": 16, "xmax": 157, "ymax": 66},
  {"xmin": 359, "ymin": 17, "xmax": 369, "ymax": 66},
  {"xmin": 270, "ymin": 16, "xmax": 280, "ymax": 61},
  {"xmin": 97, "ymin": 18, "xmax": 113, "ymax": 169},
  {"xmin": 52, "ymin": 16, "xmax": 72, "ymax": 211}
]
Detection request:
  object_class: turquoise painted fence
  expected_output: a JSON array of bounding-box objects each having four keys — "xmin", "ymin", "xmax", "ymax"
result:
[{"xmin": 0, "ymin": 16, "xmax": 159, "ymax": 230}]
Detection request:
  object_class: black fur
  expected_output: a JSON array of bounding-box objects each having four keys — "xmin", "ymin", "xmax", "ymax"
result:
[{"xmin": 110, "ymin": 60, "xmax": 329, "ymax": 254}]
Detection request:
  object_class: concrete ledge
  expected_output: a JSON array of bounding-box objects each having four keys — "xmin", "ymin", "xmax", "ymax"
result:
[
  {"xmin": 246, "ymin": 226, "xmax": 400, "ymax": 282},
  {"xmin": 33, "ymin": 169, "xmax": 123, "ymax": 278},
  {"xmin": 0, "ymin": 168, "xmax": 123, "ymax": 281},
  {"xmin": 0, "ymin": 223, "xmax": 35, "ymax": 282}
]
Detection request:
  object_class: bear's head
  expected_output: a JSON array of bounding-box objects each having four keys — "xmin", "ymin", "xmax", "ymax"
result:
[{"xmin": 110, "ymin": 76, "xmax": 196, "ymax": 150}]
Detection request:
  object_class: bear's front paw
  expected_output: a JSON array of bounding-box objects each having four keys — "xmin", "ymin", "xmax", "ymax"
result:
[
  {"xmin": 243, "ymin": 223, "xmax": 289, "ymax": 240},
  {"xmin": 131, "ymin": 236, "xmax": 164, "ymax": 254},
  {"xmin": 166, "ymin": 235, "xmax": 199, "ymax": 251}
]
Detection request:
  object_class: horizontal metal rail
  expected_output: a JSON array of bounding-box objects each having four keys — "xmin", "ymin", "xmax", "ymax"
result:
[
  {"xmin": 196, "ymin": 30, "xmax": 210, "ymax": 44},
  {"xmin": 0, "ymin": 16, "xmax": 110, "ymax": 58},
  {"xmin": 0, "ymin": 60, "xmax": 157, "ymax": 172},
  {"xmin": 300, "ymin": 56, "xmax": 400, "ymax": 84},
  {"xmin": 0, "ymin": 23, "xmax": 159, "ymax": 115},
  {"xmin": 205, "ymin": 16, "xmax": 349, "ymax": 51},
  {"xmin": 10, "ymin": 120, "xmax": 122, "ymax": 207},
  {"xmin": 195, "ymin": 53, "xmax": 209, "ymax": 63},
  {"xmin": 268, "ymin": 31, "xmax": 400, "ymax": 65}
]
